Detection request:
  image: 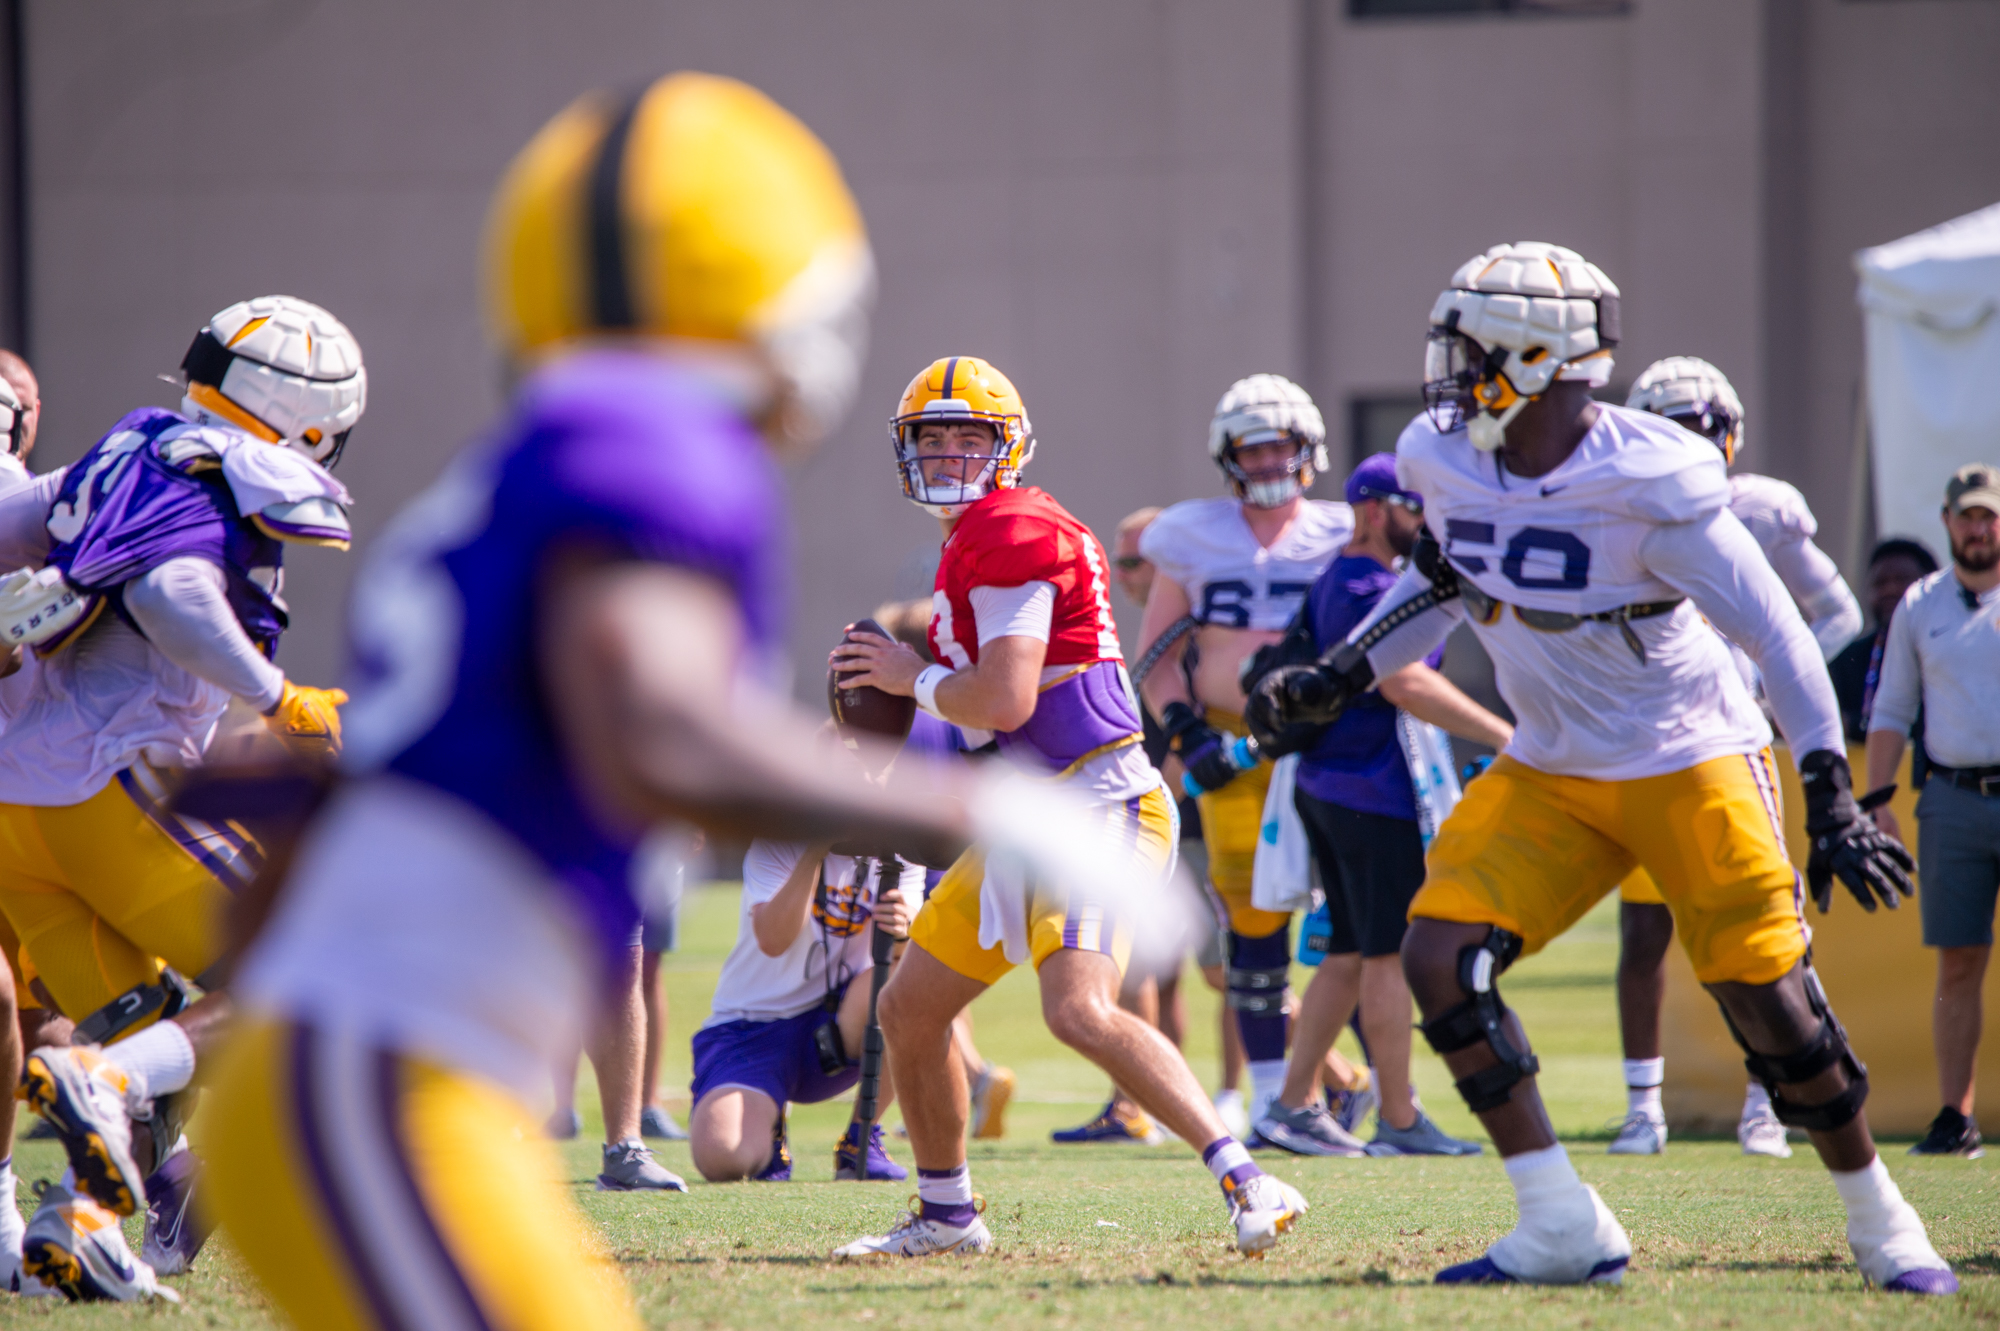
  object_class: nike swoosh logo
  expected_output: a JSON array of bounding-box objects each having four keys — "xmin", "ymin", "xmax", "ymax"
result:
[
  {"xmin": 1540, "ymin": 484, "xmax": 1568, "ymax": 497},
  {"xmin": 1930, "ymin": 627, "xmax": 1950, "ymax": 637}
]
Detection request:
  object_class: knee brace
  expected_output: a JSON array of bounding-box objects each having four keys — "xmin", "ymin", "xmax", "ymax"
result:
[
  {"xmin": 73, "ymin": 968, "xmax": 193, "ymax": 1046},
  {"xmin": 1225, "ymin": 930, "xmax": 1290, "ymax": 1016},
  {"xmin": 1416, "ymin": 928, "xmax": 1540, "ymax": 1113},
  {"xmin": 1718, "ymin": 966, "xmax": 1869, "ymax": 1132}
]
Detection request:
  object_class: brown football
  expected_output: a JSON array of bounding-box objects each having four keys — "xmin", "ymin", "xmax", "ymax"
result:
[{"xmin": 828, "ymin": 617, "xmax": 918, "ymax": 742}]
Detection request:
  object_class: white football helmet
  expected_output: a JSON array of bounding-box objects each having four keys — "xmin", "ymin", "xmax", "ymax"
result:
[
  {"xmin": 1627, "ymin": 356, "xmax": 1745, "ymax": 464},
  {"xmin": 1423, "ymin": 243, "xmax": 1620, "ymax": 452},
  {"xmin": 179, "ymin": 295, "xmax": 366, "ymax": 467},
  {"xmin": 1208, "ymin": 374, "xmax": 1327, "ymax": 508}
]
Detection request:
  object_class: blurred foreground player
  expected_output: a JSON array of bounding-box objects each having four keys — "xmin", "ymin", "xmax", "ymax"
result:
[
  {"xmin": 1606, "ymin": 356, "xmax": 1864, "ymax": 1158},
  {"xmin": 1252, "ymin": 243, "xmax": 1951, "ymax": 1292},
  {"xmin": 0, "ymin": 296, "xmax": 362, "ymax": 1301},
  {"xmin": 829, "ymin": 357, "xmax": 1306, "ymax": 1258},
  {"xmin": 200, "ymin": 76, "xmax": 1115, "ymax": 1331}
]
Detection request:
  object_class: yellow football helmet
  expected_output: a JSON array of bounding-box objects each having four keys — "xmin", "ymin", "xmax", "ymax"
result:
[
  {"xmin": 484, "ymin": 72, "xmax": 875, "ymax": 449},
  {"xmin": 890, "ymin": 356, "xmax": 1034, "ymax": 518}
]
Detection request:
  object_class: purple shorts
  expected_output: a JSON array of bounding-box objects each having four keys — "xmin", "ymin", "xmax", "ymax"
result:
[{"xmin": 690, "ymin": 994, "xmax": 860, "ymax": 1110}]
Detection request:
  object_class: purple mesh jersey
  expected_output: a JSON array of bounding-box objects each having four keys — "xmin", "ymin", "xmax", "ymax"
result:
[
  {"xmin": 341, "ymin": 351, "xmax": 785, "ymax": 962},
  {"xmin": 44, "ymin": 408, "xmax": 295, "ymax": 655}
]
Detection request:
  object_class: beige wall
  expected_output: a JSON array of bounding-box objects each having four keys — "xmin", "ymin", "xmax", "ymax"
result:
[{"xmin": 14, "ymin": 0, "xmax": 2000, "ymax": 692}]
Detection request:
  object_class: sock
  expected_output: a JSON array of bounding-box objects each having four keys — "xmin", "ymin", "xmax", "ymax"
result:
[
  {"xmin": 917, "ymin": 1164, "xmax": 978, "ymax": 1227},
  {"xmin": 0, "ymin": 1156, "xmax": 16, "ymax": 1240},
  {"xmin": 1229, "ymin": 931, "xmax": 1291, "ymax": 1078},
  {"xmin": 106, "ymin": 1021, "xmax": 197, "ymax": 1102},
  {"xmin": 1503, "ymin": 1143, "xmax": 1587, "ymax": 1228},
  {"xmin": 1831, "ymin": 1156, "xmax": 1905, "ymax": 1228},
  {"xmin": 1201, "ymin": 1136, "xmax": 1263, "ymax": 1200},
  {"xmin": 1248, "ymin": 1060, "xmax": 1287, "ymax": 1124},
  {"xmin": 1623, "ymin": 1057, "xmax": 1664, "ymax": 1118},
  {"xmin": 1742, "ymin": 1082, "xmax": 1772, "ymax": 1115}
]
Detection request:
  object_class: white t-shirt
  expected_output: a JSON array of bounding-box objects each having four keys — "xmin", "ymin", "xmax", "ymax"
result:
[
  {"xmin": 1869, "ymin": 571, "xmax": 2000, "ymax": 770},
  {"xmin": 703, "ymin": 841, "xmax": 914, "ymax": 1027},
  {"xmin": 1377, "ymin": 405, "xmax": 1840, "ymax": 780},
  {"xmin": 1140, "ymin": 496, "xmax": 1353, "ymax": 630}
]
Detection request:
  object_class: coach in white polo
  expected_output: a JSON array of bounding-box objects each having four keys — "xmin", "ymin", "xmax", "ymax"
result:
[{"xmin": 1866, "ymin": 462, "xmax": 2000, "ymax": 1159}]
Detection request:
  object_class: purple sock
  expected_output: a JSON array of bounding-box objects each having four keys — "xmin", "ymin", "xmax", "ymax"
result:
[
  {"xmin": 917, "ymin": 1164, "xmax": 978, "ymax": 1227},
  {"xmin": 1202, "ymin": 1136, "xmax": 1263, "ymax": 1199}
]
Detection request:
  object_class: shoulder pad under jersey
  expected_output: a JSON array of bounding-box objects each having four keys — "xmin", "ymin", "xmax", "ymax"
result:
[
  {"xmin": 158, "ymin": 422, "xmax": 354, "ymax": 549},
  {"xmin": 1728, "ymin": 472, "xmax": 1816, "ymax": 546}
]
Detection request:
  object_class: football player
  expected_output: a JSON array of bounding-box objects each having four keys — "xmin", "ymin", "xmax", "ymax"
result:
[
  {"xmin": 1608, "ymin": 357, "xmax": 1864, "ymax": 1159},
  {"xmin": 197, "ymin": 76, "xmax": 1121, "ymax": 1331},
  {"xmin": 0, "ymin": 295, "xmax": 361, "ymax": 1302},
  {"xmin": 829, "ymin": 356, "xmax": 1308, "ymax": 1258},
  {"xmin": 1250, "ymin": 243, "xmax": 1952, "ymax": 1293},
  {"xmin": 1131, "ymin": 375, "xmax": 1352, "ymax": 1133}
]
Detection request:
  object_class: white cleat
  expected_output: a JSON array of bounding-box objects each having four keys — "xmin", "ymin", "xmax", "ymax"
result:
[
  {"xmin": 21, "ymin": 1184, "xmax": 178, "ymax": 1303},
  {"xmin": 20, "ymin": 1047, "xmax": 149, "ymax": 1216},
  {"xmin": 833, "ymin": 1208, "xmax": 993, "ymax": 1259},
  {"xmin": 1436, "ymin": 1183, "xmax": 1631, "ymax": 1285},
  {"xmin": 1850, "ymin": 1199, "xmax": 1958, "ymax": 1295},
  {"xmin": 1737, "ymin": 1104, "xmax": 1793, "ymax": 1158},
  {"xmin": 1229, "ymin": 1174, "xmax": 1308, "ymax": 1257},
  {"xmin": 1605, "ymin": 1111, "xmax": 1667, "ymax": 1156}
]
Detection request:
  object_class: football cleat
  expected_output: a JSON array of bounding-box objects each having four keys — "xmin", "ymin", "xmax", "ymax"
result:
[
  {"xmin": 834, "ymin": 1123, "xmax": 907, "ymax": 1182},
  {"xmin": 140, "ymin": 1145, "xmax": 212, "ymax": 1276},
  {"xmin": 1256, "ymin": 1101, "xmax": 1365, "ymax": 1158},
  {"xmin": 971, "ymin": 1063, "xmax": 1015, "ymax": 1140},
  {"xmin": 1435, "ymin": 1184, "xmax": 1630, "ymax": 1286},
  {"xmin": 20, "ymin": 1047, "xmax": 148, "ymax": 1216},
  {"xmin": 639, "ymin": 1105, "xmax": 689, "ymax": 1141},
  {"xmin": 755, "ymin": 1117, "xmax": 794, "ymax": 1182},
  {"xmin": 1605, "ymin": 1110, "xmax": 1667, "ymax": 1156},
  {"xmin": 1228, "ymin": 1173, "xmax": 1309, "ymax": 1257},
  {"xmin": 21, "ymin": 1183, "xmax": 178, "ymax": 1302},
  {"xmin": 596, "ymin": 1139, "xmax": 688, "ymax": 1193},
  {"xmin": 1849, "ymin": 1194, "xmax": 1957, "ymax": 1295},
  {"xmin": 1051, "ymin": 1099, "xmax": 1160, "ymax": 1145},
  {"xmin": 1908, "ymin": 1107, "xmax": 1983, "ymax": 1158},
  {"xmin": 1369, "ymin": 1110, "xmax": 1484, "ymax": 1157},
  {"xmin": 833, "ymin": 1205, "xmax": 992, "ymax": 1259},
  {"xmin": 1738, "ymin": 1104, "xmax": 1793, "ymax": 1159}
]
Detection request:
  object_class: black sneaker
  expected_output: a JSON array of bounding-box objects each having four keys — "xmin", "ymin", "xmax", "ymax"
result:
[{"xmin": 1908, "ymin": 1107, "xmax": 1984, "ymax": 1158}]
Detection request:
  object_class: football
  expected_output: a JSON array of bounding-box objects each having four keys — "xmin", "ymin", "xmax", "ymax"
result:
[{"xmin": 827, "ymin": 617, "xmax": 917, "ymax": 742}]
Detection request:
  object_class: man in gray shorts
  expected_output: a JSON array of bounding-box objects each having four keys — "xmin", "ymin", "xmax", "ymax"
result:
[{"xmin": 1866, "ymin": 462, "xmax": 2000, "ymax": 1157}]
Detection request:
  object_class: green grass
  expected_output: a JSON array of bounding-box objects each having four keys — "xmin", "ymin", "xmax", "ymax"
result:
[{"xmin": 8, "ymin": 890, "xmax": 1996, "ymax": 1327}]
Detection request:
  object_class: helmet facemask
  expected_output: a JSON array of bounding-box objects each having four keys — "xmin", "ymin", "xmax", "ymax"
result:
[
  {"xmin": 894, "ymin": 413, "xmax": 1029, "ymax": 518},
  {"xmin": 1662, "ymin": 401, "xmax": 1741, "ymax": 464},
  {"xmin": 1221, "ymin": 431, "xmax": 1318, "ymax": 508}
]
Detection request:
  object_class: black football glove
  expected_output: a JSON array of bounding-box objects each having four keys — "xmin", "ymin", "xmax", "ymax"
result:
[
  {"xmin": 1161, "ymin": 701, "xmax": 1238, "ymax": 793},
  {"xmin": 1798, "ymin": 748, "xmax": 1915, "ymax": 913}
]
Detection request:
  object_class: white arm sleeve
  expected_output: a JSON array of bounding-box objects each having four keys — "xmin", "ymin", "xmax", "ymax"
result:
[
  {"xmin": 968, "ymin": 581, "xmax": 1056, "ymax": 646},
  {"xmin": 1866, "ymin": 592, "xmax": 1923, "ymax": 739},
  {"xmin": 0, "ymin": 469, "xmax": 62, "ymax": 569},
  {"xmin": 1349, "ymin": 563, "xmax": 1462, "ymax": 681},
  {"xmin": 122, "ymin": 556, "xmax": 286, "ymax": 709},
  {"xmin": 1639, "ymin": 509, "xmax": 1843, "ymax": 764},
  {"xmin": 1765, "ymin": 534, "xmax": 1864, "ymax": 661}
]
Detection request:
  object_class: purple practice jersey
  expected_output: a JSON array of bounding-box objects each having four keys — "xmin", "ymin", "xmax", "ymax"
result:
[
  {"xmin": 44, "ymin": 408, "xmax": 305, "ymax": 655},
  {"xmin": 340, "ymin": 351, "xmax": 785, "ymax": 964}
]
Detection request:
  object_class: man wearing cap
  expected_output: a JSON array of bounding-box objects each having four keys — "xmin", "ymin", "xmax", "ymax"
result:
[
  {"xmin": 1251, "ymin": 454, "xmax": 1514, "ymax": 1157},
  {"xmin": 1867, "ymin": 463, "xmax": 2000, "ymax": 1158}
]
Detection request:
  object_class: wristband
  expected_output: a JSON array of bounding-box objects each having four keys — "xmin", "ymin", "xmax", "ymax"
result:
[{"xmin": 914, "ymin": 664, "xmax": 953, "ymax": 719}]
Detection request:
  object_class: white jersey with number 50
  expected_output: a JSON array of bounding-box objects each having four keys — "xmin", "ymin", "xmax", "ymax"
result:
[
  {"xmin": 1139, "ymin": 496, "xmax": 1353, "ymax": 631},
  {"xmin": 1393, "ymin": 405, "xmax": 1785, "ymax": 781}
]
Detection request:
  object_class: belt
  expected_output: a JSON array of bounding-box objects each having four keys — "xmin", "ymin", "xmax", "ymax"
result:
[
  {"xmin": 1931, "ymin": 763, "xmax": 2000, "ymax": 797},
  {"xmin": 1458, "ymin": 583, "xmax": 1685, "ymax": 664}
]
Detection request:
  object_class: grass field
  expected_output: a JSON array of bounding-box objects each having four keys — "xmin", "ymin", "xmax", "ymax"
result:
[{"xmin": 7, "ymin": 887, "xmax": 1996, "ymax": 1327}]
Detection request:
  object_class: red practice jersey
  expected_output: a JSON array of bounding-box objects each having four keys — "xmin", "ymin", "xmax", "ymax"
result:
[{"xmin": 929, "ymin": 487, "xmax": 1122, "ymax": 670}]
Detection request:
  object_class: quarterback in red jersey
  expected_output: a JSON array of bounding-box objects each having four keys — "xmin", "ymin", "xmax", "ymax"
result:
[{"xmin": 830, "ymin": 356, "xmax": 1307, "ymax": 1259}]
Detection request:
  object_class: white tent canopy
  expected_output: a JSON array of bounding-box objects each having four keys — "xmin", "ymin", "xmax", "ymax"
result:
[{"xmin": 1855, "ymin": 201, "xmax": 2000, "ymax": 551}]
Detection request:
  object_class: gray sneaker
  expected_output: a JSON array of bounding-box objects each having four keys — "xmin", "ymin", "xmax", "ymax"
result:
[
  {"xmin": 597, "ymin": 1139, "xmax": 688, "ymax": 1192},
  {"xmin": 1368, "ymin": 1110, "xmax": 1483, "ymax": 1157},
  {"xmin": 640, "ymin": 1106, "xmax": 689, "ymax": 1141},
  {"xmin": 1255, "ymin": 1101, "xmax": 1367, "ymax": 1157}
]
